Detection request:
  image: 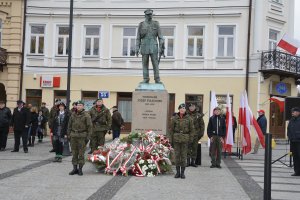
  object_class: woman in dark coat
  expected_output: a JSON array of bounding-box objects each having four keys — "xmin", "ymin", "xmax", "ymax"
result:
[
  {"xmin": 52, "ymin": 102, "xmax": 69, "ymax": 162},
  {"xmin": 28, "ymin": 107, "xmax": 39, "ymax": 147},
  {"xmin": 37, "ymin": 110, "xmax": 47, "ymax": 142}
]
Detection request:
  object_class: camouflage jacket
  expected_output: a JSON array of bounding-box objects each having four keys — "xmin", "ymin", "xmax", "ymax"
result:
[
  {"xmin": 67, "ymin": 110, "xmax": 92, "ymax": 139},
  {"xmin": 48, "ymin": 106, "xmax": 58, "ymax": 129},
  {"xmin": 169, "ymin": 113, "xmax": 195, "ymax": 144},
  {"xmin": 89, "ymin": 105, "xmax": 112, "ymax": 132},
  {"xmin": 187, "ymin": 111, "xmax": 205, "ymax": 140}
]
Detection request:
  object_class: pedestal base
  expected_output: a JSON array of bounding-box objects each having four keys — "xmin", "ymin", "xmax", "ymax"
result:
[{"xmin": 131, "ymin": 88, "xmax": 169, "ymax": 135}]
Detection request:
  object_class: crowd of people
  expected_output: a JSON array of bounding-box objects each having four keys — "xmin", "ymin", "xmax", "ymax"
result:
[
  {"xmin": 0, "ymin": 98, "xmax": 124, "ymax": 176},
  {"xmin": 0, "ymin": 99, "xmax": 299, "ymax": 177}
]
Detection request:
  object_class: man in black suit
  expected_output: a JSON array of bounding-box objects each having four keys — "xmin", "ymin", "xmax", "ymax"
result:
[{"xmin": 11, "ymin": 100, "xmax": 31, "ymax": 153}]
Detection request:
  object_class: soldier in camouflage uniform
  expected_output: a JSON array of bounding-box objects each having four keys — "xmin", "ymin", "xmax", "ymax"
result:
[
  {"xmin": 48, "ymin": 99, "xmax": 61, "ymax": 152},
  {"xmin": 89, "ymin": 98, "xmax": 112, "ymax": 153},
  {"xmin": 169, "ymin": 103, "xmax": 195, "ymax": 179},
  {"xmin": 187, "ymin": 103, "xmax": 205, "ymax": 167},
  {"xmin": 67, "ymin": 100, "xmax": 92, "ymax": 176}
]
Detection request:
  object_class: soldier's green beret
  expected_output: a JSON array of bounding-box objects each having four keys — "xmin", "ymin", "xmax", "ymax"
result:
[
  {"xmin": 178, "ymin": 103, "xmax": 186, "ymax": 109},
  {"xmin": 96, "ymin": 98, "xmax": 103, "ymax": 101},
  {"xmin": 144, "ymin": 9, "xmax": 153, "ymax": 15},
  {"xmin": 77, "ymin": 100, "xmax": 85, "ymax": 105}
]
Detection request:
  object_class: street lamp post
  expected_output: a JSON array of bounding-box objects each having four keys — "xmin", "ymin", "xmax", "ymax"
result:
[{"xmin": 66, "ymin": 0, "xmax": 74, "ymax": 109}]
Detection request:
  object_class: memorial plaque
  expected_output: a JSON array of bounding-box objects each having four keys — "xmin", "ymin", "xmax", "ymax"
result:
[{"xmin": 132, "ymin": 90, "xmax": 169, "ymax": 135}]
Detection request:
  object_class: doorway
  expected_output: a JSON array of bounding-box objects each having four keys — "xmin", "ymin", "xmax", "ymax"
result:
[
  {"xmin": 117, "ymin": 92, "xmax": 132, "ymax": 133},
  {"xmin": 0, "ymin": 83, "xmax": 6, "ymax": 103},
  {"xmin": 269, "ymin": 101, "xmax": 285, "ymax": 138}
]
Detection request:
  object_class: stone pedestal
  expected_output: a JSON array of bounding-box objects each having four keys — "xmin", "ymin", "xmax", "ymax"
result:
[{"xmin": 131, "ymin": 83, "xmax": 169, "ymax": 135}]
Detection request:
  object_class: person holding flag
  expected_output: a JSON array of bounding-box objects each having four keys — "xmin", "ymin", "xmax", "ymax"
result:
[
  {"xmin": 252, "ymin": 110, "xmax": 267, "ymax": 154},
  {"xmin": 207, "ymin": 107, "xmax": 226, "ymax": 168}
]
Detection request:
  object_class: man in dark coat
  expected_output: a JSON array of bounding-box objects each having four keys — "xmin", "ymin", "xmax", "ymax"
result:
[
  {"xmin": 111, "ymin": 106, "xmax": 124, "ymax": 140},
  {"xmin": 252, "ymin": 109, "xmax": 267, "ymax": 154},
  {"xmin": 11, "ymin": 100, "xmax": 31, "ymax": 153},
  {"xmin": 0, "ymin": 100, "xmax": 12, "ymax": 151},
  {"xmin": 207, "ymin": 107, "xmax": 226, "ymax": 168},
  {"xmin": 40, "ymin": 102, "xmax": 50, "ymax": 136},
  {"xmin": 287, "ymin": 107, "xmax": 300, "ymax": 176},
  {"xmin": 48, "ymin": 99, "xmax": 61, "ymax": 152}
]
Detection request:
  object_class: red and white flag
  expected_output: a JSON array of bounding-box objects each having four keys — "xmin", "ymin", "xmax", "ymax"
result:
[
  {"xmin": 277, "ymin": 34, "xmax": 300, "ymax": 55},
  {"xmin": 242, "ymin": 91, "xmax": 252, "ymax": 155},
  {"xmin": 252, "ymin": 116, "xmax": 265, "ymax": 149},
  {"xmin": 269, "ymin": 96, "xmax": 285, "ymax": 112},
  {"xmin": 225, "ymin": 93, "xmax": 234, "ymax": 153}
]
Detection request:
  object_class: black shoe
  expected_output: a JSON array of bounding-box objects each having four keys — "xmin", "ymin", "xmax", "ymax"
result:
[
  {"xmin": 24, "ymin": 150, "xmax": 28, "ymax": 153},
  {"xmin": 57, "ymin": 157, "xmax": 62, "ymax": 163},
  {"xmin": 69, "ymin": 165, "xmax": 78, "ymax": 175},
  {"xmin": 53, "ymin": 157, "xmax": 59, "ymax": 162},
  {"xmin": 49, "ymin": 149, "xmax": 55, "ymax": 153},
  {"xmin": 210, "ymin": 165, "xmax": 216, "ymax": 168},
  {"xmin": 181, "ymin": 167, "xmax": 186, "ymax": 179},
  {"xmin": 88, "ymin": 150, "xmax": 93, "ymax": 154},
  {"xmin": 78, "ymin": 165, "xmax": 83, "ymax": 176},
  {"xmin": 191, "ymin": 159, "xmax": 198, "ymax": 167},
  {"xmin": 216, "ymin": 165, "xmax": 222, "ymax": 169},
  {"xmin": 174, "ymin": 166, "xmax": 180, "ymax": 178},
  {"xmin": 291, "ymin": 173, "xmax": 300, "ymax": 176},
  {"xmin": 11, "ymin": 150, "xmax": 19, "ymax": 152},
  {"xmin": 0, "ymin": 148, "xmax": 5, "ymax": 151},
  {"xmin": 186, "ymin": 158, "xmax": 190, "ymax": 167}
]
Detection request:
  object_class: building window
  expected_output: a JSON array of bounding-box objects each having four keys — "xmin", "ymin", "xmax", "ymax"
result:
[
  {"xmin": 57, "ymin": 26, "xmax": 69, "ymax": 56},
  {"xmin": 82, "ymin": 91, "xmax": 97, "ymax": 110},
  {"xmin": 26, "ymin": 89, "xmax": 42, "ymax": 108},
  {"xmin": 122, "ymin": 27, "xmax": 137, "ymax": 57},
  {"xmin": 185, "ymin": 94, "xmax": 204, "ymax": 113},
  {"xmin": 269, "ymin": 29, "xmax": 279, "ymax": 50},
  {"xmin": 216, "ymin": 94, "xmax": 233, "ymax": 113},
  {"xmin": 161, "ymin": 27, "xmax": 175, "ymax": 57},
  {"xmin": 30, "ymin": 25, "xmax": 45, "ymax": 54},
  {"xmin": 54, "ymin": 90, "xmax": 67, "ymax": 104},
  {"xmin": 217, "ymin": 25, "xmax": 235, "ymax": 57},
  {"xmin": 187, "ymin": 26, "xmax": 204, "ymax": 57},
  {"xmin": 84, "ymin": 26, "xmax": 100, "ymax": 56}
]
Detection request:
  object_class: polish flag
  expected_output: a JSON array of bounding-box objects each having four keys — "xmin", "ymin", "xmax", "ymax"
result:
[
  {"xmin": 225, "ymin": 93, "xmax": 234, "ymax": 153},
  {"xmin": 238, "ymin": 91, "xmax": 251, "ymax": 155},
  {"xmin": 208, "ymin": 91, "xmax": 219, "ymax": 147},
  {"xmin": 269, "ymin": 96, "xmax": 285, "ymax": 112},
  {"xmin": 277, "ymin": 34, "xmax": 300, "ymax": 55},
  {"xmin": 252, "ymin": 115, "xmax": 265, "ymax": 148}
]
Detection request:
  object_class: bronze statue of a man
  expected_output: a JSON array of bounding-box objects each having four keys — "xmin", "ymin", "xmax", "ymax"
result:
[{"xmin": 136, "ymin": 9, "xmax": 164, "ymax": 84}]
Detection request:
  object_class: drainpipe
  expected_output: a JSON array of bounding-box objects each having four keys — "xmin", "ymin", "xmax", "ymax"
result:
[
  {"xmin": 19, "ymin": 0, "xmax": 27, "ymax": 99},
  {"xmin": 245, "ymin": 0, "xmax": 252, "ymax": 93}
]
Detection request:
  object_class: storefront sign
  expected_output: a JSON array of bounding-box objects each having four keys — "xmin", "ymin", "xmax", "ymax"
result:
[
  {"xmin": 98, "ymin": 91, "xmax": 110, "ymax": 98},
  {"xmin": 270, "ymin": 81, "xmax": 291, "ymax": 96},
  {"xmin": 40, "ymin": 75, "xmax": 61, "ymax": 88}
]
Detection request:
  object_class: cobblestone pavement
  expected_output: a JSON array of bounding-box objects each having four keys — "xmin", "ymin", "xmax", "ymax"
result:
[{"xmin": 0, "ymin": 134, "xmax": 299, "ymax": 200}]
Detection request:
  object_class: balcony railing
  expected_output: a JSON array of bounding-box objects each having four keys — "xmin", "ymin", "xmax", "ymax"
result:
[
  {"xmin": 0, "ymin": 47, "xmax": 7, "ymax": 72},
  {"xmin": 261, "ymin": 50, "xmax": 300, "ymax": 78}
]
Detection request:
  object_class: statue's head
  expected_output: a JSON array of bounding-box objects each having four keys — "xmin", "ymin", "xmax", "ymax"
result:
[{"xmin": 144, "ymin": 9, "xmax": 153, "ymax": 20}]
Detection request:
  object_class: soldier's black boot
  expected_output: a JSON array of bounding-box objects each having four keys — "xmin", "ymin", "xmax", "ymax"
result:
[
  {"xmin": 78, "ymin": 165, "xmax": 83, "ymax": 176},
  {"xmin": 69, "ymin": 165, "xmax": 78, "ymax": 175},
  {"xmin": 181, "ymin": 167, "xmax": 186, "ymax": 179},
  {"xmin": 186, "ymin": 158, "xmax": 190, "ymax": 167},
  {"xmin": 191, "ymin": 159, "xmax": 198, "ymax": 167},
  {"xmin": 174, "ymin": 166, "xmax": 180, "ymax": 178},
  {"xmin": 32, "ymin": 137, "xmax": 35, "ymax": 147}
]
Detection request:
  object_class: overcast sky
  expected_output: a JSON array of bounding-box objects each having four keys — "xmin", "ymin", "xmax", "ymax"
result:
[{"xmin": 295, "ymin": 1, "xmax": 300, "ymax": 40}]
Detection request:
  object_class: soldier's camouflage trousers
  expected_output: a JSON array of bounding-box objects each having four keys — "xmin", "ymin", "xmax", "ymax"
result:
[
  {"xmin": 187, "ymin": 137, "xmax": 198, "ymax": 159},
  {"xmin": 91, "ymin": 131, "xmax": 106, "ymax": 152},
  {"xmin": 210, "ymin": 136, "xmax": 222, "ymax": 166},
  {"xmin": 70, "ymin": 137, "xmax": 86, "ymax": 166},
  {"xmin": 174, "ymin": 142, "xmax": 188, "ymax": 167}
]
